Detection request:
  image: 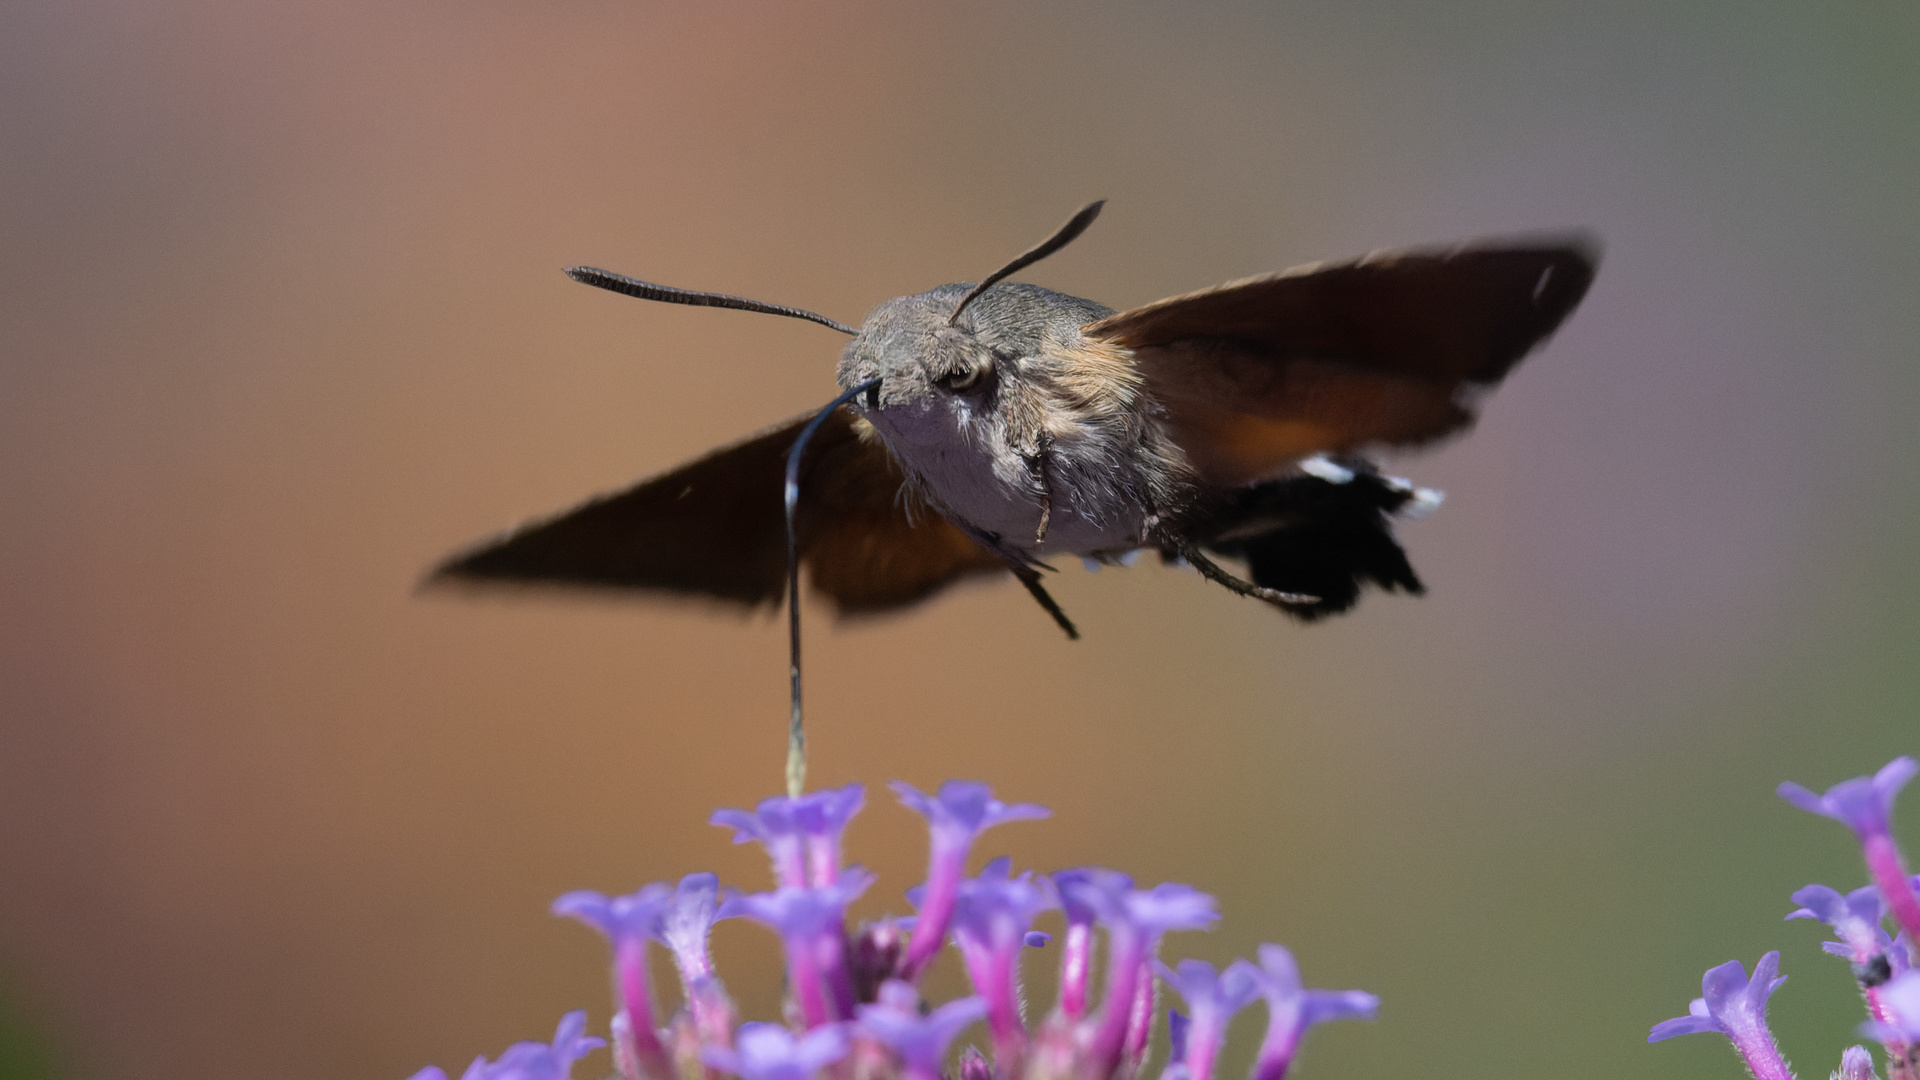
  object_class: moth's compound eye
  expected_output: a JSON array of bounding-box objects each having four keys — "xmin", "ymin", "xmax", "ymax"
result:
[{"xmin": 936, "ymin": 354, "xmax": 990, "ymax": 392}]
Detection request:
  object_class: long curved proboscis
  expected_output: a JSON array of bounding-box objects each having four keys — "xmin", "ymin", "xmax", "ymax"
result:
[
  {"xmin": 781, "ymin": 376, "xmax": 883, "ymax": 798},
  {"xmin": 564, "ymin": 266, "xmax": 859, "ymax": 336},
  {"xmin": 947, "ymin": 199, "xmax": 1106, "ymax": 326}
]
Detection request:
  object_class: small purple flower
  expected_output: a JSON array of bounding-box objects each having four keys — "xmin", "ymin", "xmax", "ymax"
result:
[
  {"xmin": 891, "ymin": 781, "xmax": 1048, "ymax": 979},
  {"xmin": 1248, "ymin": 945, "xmax": 1378, "ymax": 1080},
  {"xmin": 652, "ymin": 873, "xmax": 738, "ymax": 1054},
  {"xmin": 1789, "ymin": 884, "xmax": 1890, "ymax": 964},
  {"xmin": 480, "ymin": 1011, "xmax": 606, "ymax": 1080},
  {"xmin": 1157, "ymin": 959, "xmax": 1259, "ymax": 1080},
  {"xmin": 793, "ymin": 783, "xmax": 866, "ymax": 886},
  {"xmin": 1782, "ymin": 758, "xmax": 1920, "ymax": 945},
  {"xmin": 1861, "ymin": 970, "xmax": 1920, "ymax": 1045},
  {"xmin": 1057, "ymin": 876, "xmax": 1219, "ymax": 1076},
  {"xmin": 553, "ymin": 885, "xmax": 672, "ymax": 945},
  {"xmin": 1025, "ymin": 931, "xmax": 1052, "ymax": 948},
  {"xmin": 1050, "ymin": 868, "xmax": 1132, "ymax": 1022},
  {"xmin": 721, "ymin": 869, "xmax": 874, "ymax": 1027},
  {"xmin": 858, "ymin": 981, "xmax": 988, "ymax": 1080},
  {"xmin": 701, "ymin": 1022, "xmax": 848, "ymax": 1080},
  {"xmin": 945, "ymin": 858, "xmax": 1059, "ymax": 1068},
  {"xmin": 1649, "ymin": 953, "xmax": 1793, "ymax": 1080},
  {"xmin": 1781, "ymin": 758, "xmax": 1917, "ymax": 841},
  {"xmin": 552, "ymin": 888, "xmax": 673, "ymax": 1077},
  {"xmin": 1837, "ymin": 1045, "xmax": 1881, "ymax": 1080},
  {"xmin": 713, "ymin": 783, "xmax": 866, "ymax": 890}
]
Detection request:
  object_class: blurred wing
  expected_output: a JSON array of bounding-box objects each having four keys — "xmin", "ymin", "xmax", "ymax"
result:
[
  {"xmin": 430, "ymin": 408, "xmax": 1006, "ymax": 615},
  {"xmin": 1085, "ymin": 239, "xmax": 1597, "ymax": 486}
]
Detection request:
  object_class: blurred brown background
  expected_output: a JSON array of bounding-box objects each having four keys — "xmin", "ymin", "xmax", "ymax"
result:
[{"xmin": 3, "ymin": 2, "xmax": 1919, "ymax": 1078}]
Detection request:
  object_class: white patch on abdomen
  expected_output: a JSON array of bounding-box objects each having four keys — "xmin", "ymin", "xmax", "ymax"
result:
[{"xmin": 865, "ymin": 399, "xmax": 1146, "ymax": 557}]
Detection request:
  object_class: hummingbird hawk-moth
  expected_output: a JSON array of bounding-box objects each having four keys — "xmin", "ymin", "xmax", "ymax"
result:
[{"xmin": 432, "ymin": 202, "xmax": 1596, "ymax": 639}]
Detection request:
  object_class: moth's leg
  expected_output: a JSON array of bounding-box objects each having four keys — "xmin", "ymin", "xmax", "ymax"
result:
[
  {"xmin": 1178, "ymin": 544, "xmax": 1320, "ymax": 609},
  {"xmin": 1028, "ymin": 435, "xmax": 1054, "ymax": 547},
  {"xmin": 1008, "ymin": 562, "xmax": 1078, "ymax": 640},
  {"xmin": 955, "ymin": 520, "xmax": 1079, "ymax": 640}
]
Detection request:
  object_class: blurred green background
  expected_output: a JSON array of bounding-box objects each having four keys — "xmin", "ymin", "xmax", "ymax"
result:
[{"xmin": 3, "ymin": 2, "xmax": 1919, "ymax": 1078}]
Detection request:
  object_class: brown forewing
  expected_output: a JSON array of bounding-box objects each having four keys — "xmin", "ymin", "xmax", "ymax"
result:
[
  {"xmin": 429, "ymin": 408, "xmax": 1005, "ymax": 614},
  {"xmin": 1086, "ymin": 240, "xmax": 1597, "ymax": 487}
]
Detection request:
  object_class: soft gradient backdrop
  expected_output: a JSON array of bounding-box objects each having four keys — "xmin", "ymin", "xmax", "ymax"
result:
[{"xmin": 4, "ymin": 2, "xmax": 1919, "ymax": 1078}]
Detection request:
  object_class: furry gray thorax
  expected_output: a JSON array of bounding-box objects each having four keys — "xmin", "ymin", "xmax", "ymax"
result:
[{"xmin": 836, "ymin": 282, "xmax": 1197, "ymax": 561}]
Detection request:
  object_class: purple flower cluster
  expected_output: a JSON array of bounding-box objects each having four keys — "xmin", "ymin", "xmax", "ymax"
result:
[
  {"xmin": 1650, "ymin": 756, "xmax": 1920, "ymax": 1080},
  {"xmin": 406, "ymin": 780, "xmax": 1376, "ymax": 1080}
]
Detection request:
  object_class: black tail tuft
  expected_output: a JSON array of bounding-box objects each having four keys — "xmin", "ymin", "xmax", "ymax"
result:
[{"xmin": 1201, "ymin": 465, "xmax": 1427, "ymax": 621}]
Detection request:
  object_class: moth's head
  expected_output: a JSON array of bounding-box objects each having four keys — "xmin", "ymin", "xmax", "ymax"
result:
[
  {"xmin": 836, "ymin": 283, "xmax": 1111, "ymax": 413},
  {"xmin": 836, "ymin": 200, "xmax": 1109, "ymax": 417}
]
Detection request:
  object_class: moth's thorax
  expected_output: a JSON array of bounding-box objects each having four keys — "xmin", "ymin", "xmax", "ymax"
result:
[{"xmin": 837, "ymin": 282, "xmax": 1195, "ymax": 558}]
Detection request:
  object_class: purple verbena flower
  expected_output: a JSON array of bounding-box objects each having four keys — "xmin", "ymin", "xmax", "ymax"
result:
[
  {"xmin": 793, "ymin": 783, "xmax": 866, "ymax": 887},
  {"xmin": 701, "ymin": 1022, "xmax": 848, "ymax": 1080},
  {"xmin": 1789, "ymin": 884, "xmax": 1890, "ymax": 964},
  {"xmin": 1050, "ymin": 868, "xmax": 1132, "ymax": 1023},
  {"xmin": 1156, "ymin": 959, "xmax": 1258, "ymax": 1080},
  {"xmin": 1056, "ymin": 875, "xmax": 1219, "ymax": 1077},
  {"xmin": 1650, "ymin": 952, "xmax": 1793, "ymax": 1080},
  {"xmin": 406, "ymin": 778, "xmax": 1388, "ymax": 1080},
  {"xmin": 449, "ymin": 1011, "xmax": 603, "ymax": 1080},
  {"xmin": 946, "ymin": 858, "xmax": 1059, "ymax": 1070},
  {"xmin": 1781, "ymin": 758, "xmax": 1920, "ymax": 945},
  {"xmin": 1247, "ymin": 944, "xmax": 1377, "ymax": 1080},
  {"xmin": 858, "ymin": 981, "xmax": 988, "ymax": 1080},
  {"xmin": 653, "ymin": 873, "xmax": 738, "ymax": 1057},
  {"xmin": 1836, "ymin": 1045, "xmax": 1881, "ymax": 1080},
  {"xmin": 720, "ymin": 869, "xmax": 874, "ymax": 1027},
  {"xmin": 552, "ymin": 888, "xmax": 673, "ymax": 1078},
  {"xmin": 891, "ymin": 781, "xmax": 1048, "ymax": 980},
  {"xmin": 713, "ymin": 783, "xmax": 867, "ymax": 890}
]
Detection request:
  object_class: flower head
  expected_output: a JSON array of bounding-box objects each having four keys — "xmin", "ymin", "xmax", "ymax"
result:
[
  {"xmin": 1835, "ymin": 1045, "xmax": 1881, "ymax": 1080},
  {"xmin": 891, "ymin": 781, "xmax": 1050, "ymax": 841},
  {"xmin": 1780, "ymin": 758, "xmax": 1917, "ymax": 841},
  {"xmin": 1650, "ymin": 953, "xmax": 1793, "ymax": 1080},
  {"xmin": 1049, "ymin": 868, "xmax": 1133, "ymax": 1022},
  {"xmin": 1248, "ymin": 945, "xmax": 1378, "ymax": 1080},
  {"xmin": 891, "ymin": 781, "xmax": 1048, "ymax": 979},
  {"xmin": 720, "ymin": 869, "xmax": 875, "ymax": 941},
  {"xmin": 714, "ymin": 783, "xmax": 867, "ymax": 889},
  {"xmin": 552, "ymin": 885, "xmax": 671, "ymax": 946},
  {"xmin": 858, "ymin": 982, "xmax": 987, "ymax": 1080},
  {"xmin": 941, "ymin": 858, "xmax": 1058, "ymax": 1063},
  {"xmin": 701, "ymin": 1022, "xmax": 848, "ymax": 1080},
  {"xmin": 551, "ymin": 888, "xmax": 674, "ymax": 1073},
  {"xmin": 1159, "ymin": 958, "xmax": 1259, "ymax": 1018},
  {"xmin": 656, "ymin": 873, "xmax": 729, "ymax": 984},
  {"xmin": 1156, "ymin": 959, "xmax": 1259, "ymax": 1080},
  {"xmin": 722, "ymin": 869, "xmax": 875, "ymax": 1026},
  {"xmin": 463, "ymin": 1011, "xmax": 604, "ymax": 1080},
  {"xmin": 1789, "ymin": 884, "xmax": 1890, "ymax": 963},
  {"xmin": 405, "ymin": 777, "xmax": 1383, "ymax": 1080}
]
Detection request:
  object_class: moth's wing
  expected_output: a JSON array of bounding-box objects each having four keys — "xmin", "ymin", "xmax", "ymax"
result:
[
  {"xmin": 1085, "ymin": 239, "xmax": 1597, "ymax": 487},
  {"xmin": 429, "ymin": 408, "xmax": 1006, "ymax": 615}
]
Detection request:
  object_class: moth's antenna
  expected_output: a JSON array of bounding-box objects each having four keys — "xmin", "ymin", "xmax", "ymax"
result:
[
  {"xmin": 782, "ymin": 376, "xmax": 883, "ymax": 798},
  {"xmin": 565, "ymin": 266, "xmax": 859, "ymax": 336},
  {"xmin": 947, "ymin": 200, "xmax": 1105, "ymax": 326}
]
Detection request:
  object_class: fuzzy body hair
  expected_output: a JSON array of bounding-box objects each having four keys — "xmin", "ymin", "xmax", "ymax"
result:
[{"xmin": 837, "ymin": 282, "xmax": 1194, "ymax": 560}]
